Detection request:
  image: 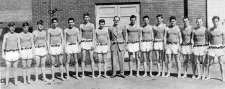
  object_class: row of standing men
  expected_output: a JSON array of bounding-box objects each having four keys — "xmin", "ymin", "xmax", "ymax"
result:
[{"xmin": 2, "ymin": 13, "xmax": 225, "ymax": 86}]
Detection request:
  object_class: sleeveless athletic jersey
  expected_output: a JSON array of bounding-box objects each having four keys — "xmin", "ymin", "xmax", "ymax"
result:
[
  {"xmin": 80, "ymin": 23, "xmax": 95, "ymax": 40},
  {"xmin": 48, "ymin": 27, "xmax": 63, "ymax": 45},
  {"xmin": 19, "ymin": 32, "xmax": 33, "ymax": 48},
  {"xmin": 166, "ymin": 26, "xmax": 180, "ymax": 43},
  {"xmin": 209, "ymin": 27, "xmax": 223, "ymax": 45},
  {"xmin": 181, "ymin": 26, "xmax": 193, "ymax": 45},
  {"xmin": 4, "ymin": 33, "xmax": 19, "ymax": 50},
  {"xmin": 153, "ymin": 24, "xmax": 166, "ymax": 40},
  {"xmin": 33, "ymin": 30, "xmax": 47, "ymax": 47},
  {"xmin": 142, "ymin": 25, "xmax": 154, "ymax": 41},
  {"xmin": 193, "ymin": 27, "xmax": 207, "ymax": 45},
  {"xmin": 64, "ymin": 27, "xmax": 79, "ymax": 44},
  {"xmin": 126, "ymin": 24, "xmax": 140, "ymax": 42},
  {"xmin": 96, "ymin": 27, "xmax": 109, "ymax": 44}
]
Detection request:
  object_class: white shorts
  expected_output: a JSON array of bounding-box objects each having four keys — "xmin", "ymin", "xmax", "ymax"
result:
[
  {"xmin": 34, "ymin": 47, "xmax": 48, "ymax": 56},
  {"xmin": 180, "ymin": 45, "xmax": 192, "ymax": 55},
  {"xmin": 127, "ymin": 43, "xmax": 139, "ymax": 52},
  {"xmin": 140, "ymin": 42, "xmax": 153, "ymax": 52},
  {"xmin": 95, "ymin": 45, "xmax": 109, "ymax": 53},
  {"xmin": 49, "ymin": 46, "xmax": 63, "ymax": 55},
  {"xmin": 208, "ymin": 45, "xmax": 224, "ymax": 57},
  {"xmin": 165, "ymin": 44, "xmax": 179, "ymax": 54},
  {"xmin": 80, "ymin": 42, "xmax": 93, "ymax": 50},
  {"xmin": 65, "ymin": 44, "xmax": 80, "ymax": 54},
  {"xmin": 192, "ymin": 46, "xmax": 208, "ymax": 56},
  {"xmin": 4, "ymin": 51, "xmax": 20, "ymax": 61},
  {"xmin": 154, "ymin": 41, "xmax": 164, "ymax": 50},
  {"xmin": 20, "ymin": 49, "xmax": 33, "ymax": 59}
]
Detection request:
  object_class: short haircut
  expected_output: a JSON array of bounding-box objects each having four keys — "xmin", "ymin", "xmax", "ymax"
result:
[
  {"xmin": 113, "ymin": 16, "xmax": 120, "ymax": 20},
  {"xmin": 156, "ymin": 14, "xmax": 163, "ymax": 18},
  {"xmin": 83, "ymin": 13, "xmax": 90, "ymax": 18},
  {"xmin": 22, "ymin": 22, "xmax": 29, "ymax": 27},
  {"xmin": 143, "ymin": 15, "xmax": 149, "ymax": 19},
  {"xmin": 51, "ymin": 18, "xmax": 58, "ymax": 23},
  {"xmin": 169, "ymin": 16, "xmax": 176, "ymax": 21},
  {"xmin": 99, "ymin": 19, "xmax": 105, "ymax": 24},
  {"xmin": 37, "ymin": 20, "xmax": 44, "ymax": 25},
  {"xmin": 196, "ymin": 17, "xmax": 203, "ymax": 21},
  {"xmin": 8, "ymin": 22, "xmax": 15, "ymax": 27},
  {"xmin": 130, "ymin": 15, "xmax": 137, "ymax": 20},
  {"xmin": 212, "ymin": 16, "xmax": 220, "ymax": 21},
  {"xmin": 183, "ymin": 16, "xmax": 189, "ymax": 20},
  {"xmin": 68, "ymin": 18, "xmax": 74, "ymax": 23}
]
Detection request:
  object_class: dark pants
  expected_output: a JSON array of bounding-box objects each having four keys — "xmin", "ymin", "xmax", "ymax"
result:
[{"xmin": 111, "ymin": 44, "xmax": 125, "ymax": 75}]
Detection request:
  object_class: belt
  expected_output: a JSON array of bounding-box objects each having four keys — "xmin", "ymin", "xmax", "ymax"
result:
[
  {"xmin": 97, "ymin": 43, "xmax": 107, "ymax": 45},
  {"xmin": 127, "ymin": 41, "xmax": 139, "ymax": 43},
  {"xmin": 51, "ymin": 44, "xmax": 60, "ymax": 47},
  {"xmin": 167, "ymin": 42, "xmax": 178, "ymax": 44},
  {"xmin": 193, "ymin": 44, "xmax": 208, "ymax": 47},
  {"xmin": 21, "ymin": 47, "xmax": 32, "ymax": 50},
  {"xmin": 4, "ymin": 49, "xmax": 19, "ymax": 52},
  {"xmin": 68, "ymin": 43, "xmax": 76, "ymax": 45},
  {"xmin": 36, "ymin": 45, "xmax": 45, "ymax": 48},
  {"xmin": 209, "ymin": 46, "xmax": 224, "ymax": 49},
  {"xmin": 142, "ymin": 40, "xmax": 153, "ymax": 42},
  {"xmin": 112, "ymin": 41, "xmax": 124, "ymax": 44},
  {"xmin": 154, "ymin": 40, "xmax": 163, "ymax": 42},
  {"xmin": 181, "ymin": 43, "xmax": 192, "ymax": 46},
  {"xmin": 81, "ymin": 39, "xmax": 93, "ymax": 42}
]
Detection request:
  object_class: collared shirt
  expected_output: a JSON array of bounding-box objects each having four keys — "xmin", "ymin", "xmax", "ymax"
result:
[{"xmin": 109, "ymin": 24, "xmax": 126, "ymax": 43}]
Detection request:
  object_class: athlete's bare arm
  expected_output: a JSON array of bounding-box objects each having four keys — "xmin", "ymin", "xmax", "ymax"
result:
[{"xmin": 2, "ymin": 34, "xmax": 7, "ymax": 57}]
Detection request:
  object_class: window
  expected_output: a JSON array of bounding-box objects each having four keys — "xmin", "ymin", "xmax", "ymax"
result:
[{"xmin": 95, "ymin": 4, "xmax": 140, "ymax": 27}]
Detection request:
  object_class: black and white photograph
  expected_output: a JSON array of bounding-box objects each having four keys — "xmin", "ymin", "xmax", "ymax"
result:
[{"xmin": 0, "ymin": 0, "xmax": 225, "ymax": 89}]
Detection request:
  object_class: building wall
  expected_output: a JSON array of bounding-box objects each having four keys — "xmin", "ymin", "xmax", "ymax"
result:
[
  {"xmin": 188, "ymin": 0, "xmax": 207, "ymax": 27},
  {"xmin": 32, "ymin": 0, "xmax": 188, "ymax": 28}
]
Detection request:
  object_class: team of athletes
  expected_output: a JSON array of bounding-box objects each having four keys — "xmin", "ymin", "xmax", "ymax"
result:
[{"xmin": 2, "ymin": 13, "xmax": 225, "ymax": 86}]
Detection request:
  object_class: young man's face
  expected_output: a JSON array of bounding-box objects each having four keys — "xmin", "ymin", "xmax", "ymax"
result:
[
  {"xmin": 213, "ymin": 18, "xmax": 219, "ymax": 27},
  {"xmin": 196, "ymin": 19, "xmax": 203, "ymax": 27},
  {"xmin": 23, "ymin": 26, "xmax": 29, "ymax": 32},
  {"xmin": 9, "ymin": 26, "xmax": 15, "ymax": 33},
  {"xmin": 157, "ymin": 17, "xmax": 163, "ymax": 24},
  {"xmin": 183, "ymin": 18, "xmax": 190, "ymax": 26},
  {"xmin": 170, "ymin": 19, "xmax": 176, "ymax": 26},
  {"xmin": 99, "ymin": 22, "xmax": 105, "ymax": 28},
  {"xmin": 52, "ymin": 20, "xmax": 58, "ymax": 28},
  {"xmin": 130, "ymin": 17, "xmax": 136, "ymax": 25},
  {"xmin": 84, "ymin": 16, "xmax": 90, "ymax": 23},
  {"xmin": 68, "ymin": 20, "xmax": 75, "ymax": 28},
  {"xmin": 113, "ymin": 17, "xmax": 120, "ymax": 25},
  {"xmin": 143, "ymin": 18, "xmax": 150, "ymax": 25},
  {"xmin": 38, "ymin": 24, "xmax": 44, "ymax": 30}
]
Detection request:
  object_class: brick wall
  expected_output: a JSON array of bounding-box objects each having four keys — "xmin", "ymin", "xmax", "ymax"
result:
[
  {"xmin": 32, "ymin": 0, "xmax": 188, "ymax": 28},
  {"xmin": 188, "ymin": 0, "xmax": 207, "ymax": 27}
]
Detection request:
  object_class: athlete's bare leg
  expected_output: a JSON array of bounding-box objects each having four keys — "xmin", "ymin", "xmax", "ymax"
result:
[
  {"xmin": 50, "ymin": 55, "xmax": 56, "ymax": 81},
  {"xmin": 175, "ymin": 54, "xmax": 181, "ymax": 78},
  {"xmin": 128, "ymin": 53, "xmax": 134, "ymax": 76},
  {"xmin": 13, "ymin": 61, "xmax": 18, "ymax": 85},
  {"xmin": 155, "ymin": 51, "xmax": 161, "ymax": 77},
  {"xmin": 89, "ymin": 50, "xmax": 96, "ymax": 78},
  {"xmin": 40, "ymin": 56, "xmax": 47, "ymax": 81},
  {"xmin": 22, "ymin": 60, "xmax": 27, "ymax": 83},
  {"xmin": 74, "ymin": 54, "xmax": 80, "ymax": 79},
  {"xmin": 81, "ymin": 50, "xmax": 86, "ymax": 78},
  {"xmin": 35, "ymin": 56, "xmax": 40, "ymax": 82},
  {"xmin": 148, "ymin": 51, "xmax": 153, "ymax": 77},
  {"xmin": 143, "ymin": 52, "xmax": 147, "ymax": 77},
  {"xmin": 97, "ymin": 53, "xmax": 102, "ymax": 78},
  {"xmin": 27, "ymin": 59, "xmax": 32, "ymax": 83},
  {"xmin": 5, "ymin": 61, "xmax": 10, "ymax": 86},
  {"xmin": 165, "ymin": 54, "xmax": 171, "ymax": 77},
  {"xmin": 218, "ymin": 57, "xmax": 225, "ymax": 81},
  {"xmin": 136, "ymin": 52, "xmax": 140, "ymax": 77},
  {"xmin": 66, "ymin": 54, "xmax": 71, "ymax": 79}
]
